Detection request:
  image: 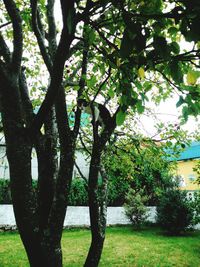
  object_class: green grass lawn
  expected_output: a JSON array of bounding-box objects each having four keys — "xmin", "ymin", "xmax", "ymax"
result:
[{"xmin": 0, "ymin": 226, "xmax": 200, "ymax": 266}]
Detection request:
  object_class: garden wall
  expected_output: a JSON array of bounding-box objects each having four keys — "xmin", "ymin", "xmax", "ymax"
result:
[
  {"xmin": 0, "ymin": 205, "xmax": 156, "ymax": 229},
  {"xmin": 2, "ymin": 205, "xmax": 199, "ymax": 231}
]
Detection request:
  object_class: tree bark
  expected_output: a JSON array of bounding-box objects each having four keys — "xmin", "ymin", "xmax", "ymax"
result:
[
  {"xmin": 84, "ymin": 117, "xmax": 116, "ymax": 267},
  {"xmin": 84, "ymin": 143, "xmax": 106, "ymax": 267}
]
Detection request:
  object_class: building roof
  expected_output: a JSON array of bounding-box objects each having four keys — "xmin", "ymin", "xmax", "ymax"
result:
[{"xmin": 173, "ymin": 141, "xmax": 200, "ymax": 161}]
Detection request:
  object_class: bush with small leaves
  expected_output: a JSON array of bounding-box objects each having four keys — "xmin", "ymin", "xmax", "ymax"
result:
[{"xmin": 124, "ymin": 188, "xmax": 149, "ymax": 228}]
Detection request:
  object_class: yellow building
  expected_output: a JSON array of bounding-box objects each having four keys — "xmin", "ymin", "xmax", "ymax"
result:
[{"xmin": 172, "ymin": 142, "xmax": 200, "ymax": 192}]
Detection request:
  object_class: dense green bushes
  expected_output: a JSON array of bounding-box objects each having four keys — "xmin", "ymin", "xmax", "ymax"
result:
[
  {"xmin": 68, "ymin": 178, "xmax": 88, "ymax": 206},
  {"xmin": 0, "ymin": 178, "xmax": 89, "ymax": 206},
  {"xmin": 0, "ymin": 179, "xmax": 11, "ymax": 204},
  {"xmin": 0, "ymin": 178, "xmax": 129, "ymax": 206},
  {"xmin": 156, "ymin": 189, "xmax": 194, "ymax": 235}
]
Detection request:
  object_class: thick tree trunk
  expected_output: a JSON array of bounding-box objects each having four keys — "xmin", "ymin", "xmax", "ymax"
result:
[
  {"xmin": 84, "ymin": 236, "xmax": 105, "ymax": 267},
  {"xmin": 0, "ymin": 79, "xmax": 71, "ymax": 267}
]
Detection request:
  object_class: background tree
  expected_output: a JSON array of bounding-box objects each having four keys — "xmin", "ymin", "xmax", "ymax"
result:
[
  {"xmin": 0, "ymin": 1, "xmax": 200, "ymax": 267},
  {"xmin": 103, "ymin": 125, "xmax": 191, "ymax": 206}
]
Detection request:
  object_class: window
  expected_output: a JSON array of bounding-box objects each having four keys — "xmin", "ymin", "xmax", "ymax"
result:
[{"xmin": 188, "ymin": 174, "xmax": 196, "ymax": 182}]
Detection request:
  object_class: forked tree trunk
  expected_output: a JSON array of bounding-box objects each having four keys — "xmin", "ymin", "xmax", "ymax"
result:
[{"xmin": 1, "ymin": 79, "xmax": 74, "ymax": 267}]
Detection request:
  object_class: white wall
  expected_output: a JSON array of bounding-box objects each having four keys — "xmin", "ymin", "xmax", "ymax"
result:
[
  {"xmin": 0, "ymin": 205, "xmax": 156, "ymax": 228},
  {"xmin": 1, "ymin": 205, "xmax": 200, "ymax": 230}
]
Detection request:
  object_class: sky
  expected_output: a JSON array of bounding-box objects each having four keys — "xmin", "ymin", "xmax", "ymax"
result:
[{"xmin": 140, "ymin": 98, "xmax": 199, "ymax": 136}]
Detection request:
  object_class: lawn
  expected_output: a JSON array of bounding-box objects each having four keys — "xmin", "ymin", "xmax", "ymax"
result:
[{"xmin": 0, "ymin": 226, "xmax": 200, "ymax": 266}]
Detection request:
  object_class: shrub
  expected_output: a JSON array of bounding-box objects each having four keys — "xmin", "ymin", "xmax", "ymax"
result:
[
  {"xmin": 0, "ymin": 179, "xmax": 12, "ymax": 204},
  {"xmin": 0, "ymin": 178, "xmax": 89, "ymax": 206},
  {"xmin": 68, "ymin": 178, "xmax": 88, "ymax": 206},
  {"xmin": 190, "ymin": 191, "xmax": 200, "ymax": 225},
  {"xmin": 124, "ymin": 188, "xmax": 149, "ymax": 228},
  {"xmin": 156, "ymin": 189, "xmax": 194, "ymax": 235},
  {"xmin": 107, "ymin": 175, "xmax": 130, "ymax": 206}
]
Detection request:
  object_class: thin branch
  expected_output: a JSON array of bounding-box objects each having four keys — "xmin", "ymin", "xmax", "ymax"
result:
[
  {"xmin": 155, "ymin": 68, "xmax": 184, "ymax": 96},
  {"xmin": 0, "ymin": 21, "xmax": 12, "ymax": 29},
  {"xmin": 90, "ymin": 21, "xmax": 119, "ymax": 51},
  {"xmin": 73, "ymin": 22, "xmax": 89, "ymax": 137},
  {"xmin": 92, "ymin": 66, "xmax": 111, "ymax": 103},
  {"xmin": 79, "ymin": 132, "xmax": 92, "ymax": 156},
  {"xmin": 30, "ymin": 0, "xmax": 53, "ymax": 73},
  {"xmin": 74, "ymin": 161, "xmax": 88, "ymax": 183}
]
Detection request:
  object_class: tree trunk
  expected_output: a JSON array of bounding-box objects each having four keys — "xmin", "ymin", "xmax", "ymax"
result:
[
  {"xmin": 84, "ymin": 144, "xmax": 106, "ymax": 267},
  {"xmin": 0, "ymin": 78, "xmax": 71, "ymax": 267}
]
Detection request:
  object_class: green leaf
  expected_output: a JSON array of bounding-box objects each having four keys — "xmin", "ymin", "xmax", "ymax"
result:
[
  {"xmin": 108, "ymin": 88, "xmax": 115, "ymax": 98},
  {"xmin": 170, "ymin": 42, "xmax": 180, "ymax": 54},
  {"xmin": 136, "ymin": 101, "xmax": 145, "ymax": 114},
  {"xmin": 169, "ymin": 61, "xmax": 183, "ymax": 84},
  {"xmin": 182, "ymin": 106, "xmax": 189, "ymax": 122},
  {"xmin": 176, "ymin": 96, "xmax": 185, "ymax": 108},
  {"xmin": 87, "ymin": 76, "xmax": 97, "ymax": 88},
  {"xmin": 168, "ymin": 27, "xmax": 178, "ymax": 36},
  {"xmin": 116, "ymin": 110, "xmax": 126, "ymax": 126},
  {"xmin": 88, "ymin": 28, "xmax": 96, "ymax": 45}
]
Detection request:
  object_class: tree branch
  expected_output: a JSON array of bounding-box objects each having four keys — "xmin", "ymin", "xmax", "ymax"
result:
[
  {"xmin": 73, "ymin": 23, "xmax": 89, "ymax": 138},
  {"xmin": 3, "ymin": 0, "xmax": 23, "ymax": 73},
  {"xmin": 19, "ymin": 68, "xmax": 34, "ymax": 126},
  {"xmin": 30, "ymin": 0, "xmax": 53, "ymax": 73},
  {"xmin": 74, "ymin": 161, "xmax": 88, "ymax": 183},
  {"xmin": 30, "ymin": 2, "xmax": 76, "ymax": 133},
  {"xmin": 47, "ymin": 0, "xmax": 57, "ymax": 58},
  {"xmin": 0, "ymin": 21, "xmax": 12, "ymax": 29},
  {"xmin": 92, "ymin": 66, "xmax": 111, "ymax": 103},
  {"xmin": 0, "ymin": 32, "xmax": 11, "ymax": 63}
]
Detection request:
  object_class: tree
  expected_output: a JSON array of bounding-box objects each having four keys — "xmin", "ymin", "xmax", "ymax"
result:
[
  {"xmin": 0, "ymin": 1, "xmax": 200, "ymax": 267},
  {"xmin": 103, "ymin": 135, "xmax": 179, "ymax": 205}
]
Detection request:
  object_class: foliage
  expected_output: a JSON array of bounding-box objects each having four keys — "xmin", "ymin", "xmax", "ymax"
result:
[
  {"xmin": 190, "ymin": 191, "xmax": 200, "ymax": 225},
  {"xmin": 156, "ymin": 189, "xmax": 194, "ymax": 235},
  {"xmin": 104, "ymin": 138, "xmax": 176, "ymax": 205},
  {"xmin": 106, "ymin": 175, "xmax": 130, "ymax": 206},
  {"xmin": 124, "ymin": 188, "xmax": 149, "ymax": 228},
  {"xmin": 0, "ymin": 178, "xmax": 89, "ymax": 206},
  {"xmin": 0, "ymin": 179, "xmax": 11, "ymax": 204},
  {"xmin": 0, "ymin": 177, "xmax": 131, "ymax": 206},
  {"xmin": 193, "ymin": 160, "xmax": 200, "ymax": 184},
  {"xmin": 68, "ymin": 178, "xmax": 88, "ymax": 206}
]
